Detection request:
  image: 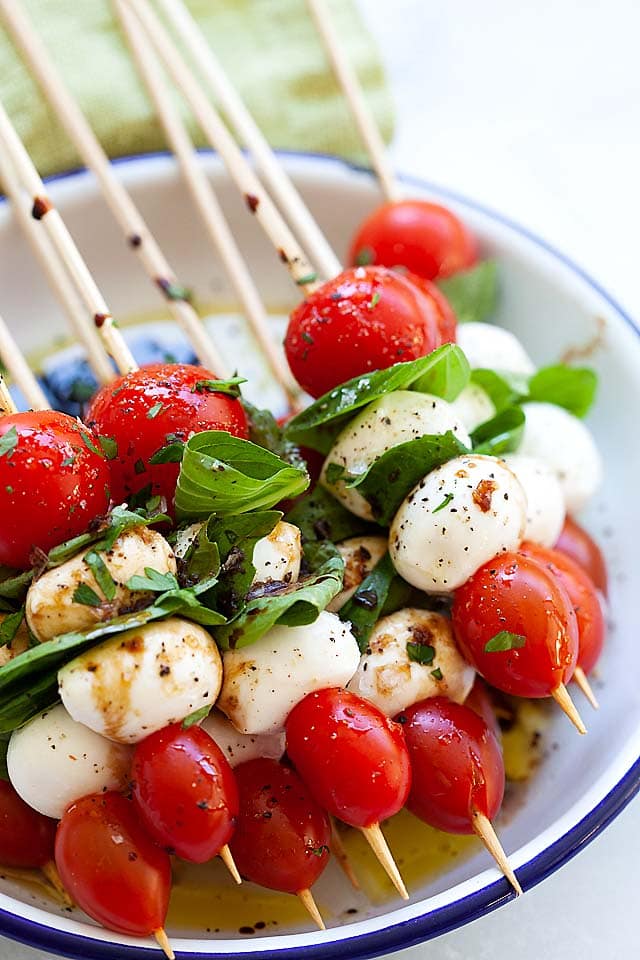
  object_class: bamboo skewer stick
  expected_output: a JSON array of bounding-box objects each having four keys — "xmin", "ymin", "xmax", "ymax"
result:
[
  {"xmin": 0, "ymin": 370, "xmax": 18, "ymax": 415},
  {"xmin": 0, "ymin": 313, "xmax": 49, "ymax": 410},
  {"xmin": 0, "ymin": 0, "xmax": 227, "ymax": 377},
  {"xmin": 360, "ymin": 823, "xmax": 408, "ymax": 900},
  {"xmin": 153, "ymin": 927, "xmax": 175, "ymax": 960},
  {"xmin": 330, "ymin": 818, "xmax": 360, "ymax": 891},
  {"xmin": 306, "ymin": 0, "xmax": 401, "ymax": 203},
  {"xmin": 296, "ymin": 888, "xmax": 325, "ymax": 931},
  {"xmin": 218, "ymin": 844, "xmax": 241, "ymax": 885},
  {"xmin": 470, "ymin": 809, "xmax": 523, "ymax": 897},
  {"xmin": 0, "ymin": 152, "xmax": 114, "ymax": 387},
  {"xmin": 573, "ymin": 666, "xmax": 599, "ymax": 710},
  {"xmin": 155, "ymin": 0, "xmax": 342, "ymax": 281},
  {"xmin": 114, "ymin": 0, "xmax": 300, "ymax": 407},
  {"xmin": 552, "ymin": 683, "xmax": 587, "ymax": 735},
  {"xmin": 124, "ymin": 0, "xmax": 321, "ymax": 295}
]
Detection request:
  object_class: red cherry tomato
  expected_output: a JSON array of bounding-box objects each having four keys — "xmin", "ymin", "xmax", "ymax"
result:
[
  {"xmin": 349, "ymin": 200, "xmax": 478, "ymax": 281},
  {"xmin": 85, "ymin": 363, "xmax": 249, "ymax": 509},
  {"xmin": 0, "ymin": 780, "xmax": 57, "ymax": 868},
  {"xmin": 229, "ymin": 758, "xmax": 331, "ymax": 894},
  {"xmin": 55, "ymin": 792, "xmax": 171, "ymax": 937},
  {"xmin": 404, "ymin": 271, "xmax": 457, "ymax": 343},
  {"xmin": 397, "ymin": 697, "xmax": 505, "ymax": 834},
  {"xmin": 285, "ymin": 688, "xmax": 411, "ymax": 828},
  {"xmin": 464, "ymin": 676, "xmax": 502, "ymax": 742},
  {"xmin": 0, "ymin": 411, "xmax": 110, "ymax": 569},
  {"xmin": 519, "ymin": 542, "xmax": 605, "ymax": 676},
  {"xmin": 554, "ymin": 517, "xmax": 608, "ymax": 596},
  {"xmin": 284, "ymin": 266, "xmax": 442, "ymax": 398},
  {"xmin": 452, "ymin": 552, "xmax": 579, "ymax": 698},
  {"xmin": 132, "ymin": 723, "xmax": 238, "ymax": 863}
]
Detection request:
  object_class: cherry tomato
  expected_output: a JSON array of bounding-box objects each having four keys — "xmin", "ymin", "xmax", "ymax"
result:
[
  {"xmin": 285, "ymin": 688, "xmax": 411, "ymax": 827},
  {"xmin": 464, "ymin": 676, "xmax": 502, "ymax": 742},
  {"xmin": 0, "ymin": 780, "xmax": 57, "ymax": 868},
  {"xmin": 404, "ymin": 271, "xmax": 457, "ymax": 343},
  {"xmin": 55, "ymin": 792, "xmax": 171, "ymax": 937},
  {"xmin": 85, "ymin": 363, "xmax": 248, "ymax": 509},
  {"xmin": 519, "ymin": 542, "xmax": 605, "ymax": 676},
  {"xmin": 0, "ymin": 411, "xmax": 110, "ymax": 569},
  {"xmin": 452, "ymin": 552, "xmax": 579, "ymax": 698},
  {"xmin": 554, "ymin": 517, "xmax": 608, "ymax": 596},
  {"xmin": 349, "ymin": 200, "xmax": 478, "ymax": 281},
  {"xmin": 229, "ymin": 758, "xmax": 331, "ymax": 894},
  {"xmin": 284, "ymin": 266, "xmax": 442, "ymax": 398},
  {"xmin": 397, "ymin": 697, "xmax": 504, "ymax": 834},
  {"xmin": 132, "ymin": 723, "xmax": 238, "ymax": 863}
]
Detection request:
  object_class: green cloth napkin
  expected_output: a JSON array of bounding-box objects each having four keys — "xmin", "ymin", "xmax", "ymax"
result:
[{"xmin": 0, "ymin": 0, "xmax": 393, "ymax": 179}]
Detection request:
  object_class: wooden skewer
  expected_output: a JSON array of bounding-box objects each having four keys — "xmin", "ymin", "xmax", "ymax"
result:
[
  {"xmin": 573, "ymin": 666, "xmax": 599, "ymax": 710},
  {"xmin": 306, "ymin": 0, "xmax": 401, "ymax": 203},
  {"xmin": 0, "ymin": 150, "xmax": 114, "ymax": 386},
  {"xmin": 360, "ymin": 822, "xmax": 408, "ymax": 900},
  {"xmin": 330, "ymin": 818, "xmax": 360, "ymax": 891},
  {"xmin": 0, "ymin": 0, "xmax": 227, "ymax": 377},
  {"xmin": 154, "ymin": 0, "xmax": 342, "ymax": 281},
  {"xmin": 114, "ymin": 0, "xmax": 300, "ymax": 408},
  {"xmin": 471, "ymin": 809, "xmax": 523, "ymax": 897},
  {"xmin": 552, "ymin": 682, "xmax": 587, "ymax": 734},
  {"xmin": 0, "ymin": 313, "xmax": 49, "ymax": 410},
  {"xmin": 124, "ymin": 0, "xmax": 321, "ymax": 295},
  {"xmin": 41, "ymin": 860, "xmax": 74, "ymax": 908},
  {"xmin": 296, "ymin": 888, "xmax": 325, "ymax": 931},
  {"xmin": 0, "ymin": 371, "xmax": 16, "ymax": 416},
  {"xmin": 153, "ymin": 927, "xmax": 175, "ymax": 960},
  {"xmin": 218, "ymin": 843, "xmax": 241, "ymax": 885}
]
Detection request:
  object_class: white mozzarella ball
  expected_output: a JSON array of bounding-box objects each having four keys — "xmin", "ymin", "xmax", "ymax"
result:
[
  {"xmin": 518, "ymin": 402, "xmax": 603, "ymax": 513},
  {"xmin": 252, "ymin": 521, "xmax": 302, "ymax": 585},
  {"xmin": 502, "ymin": 454, "xmax": 566, "ymax": 547},
  {"xmin": 390, "ymin": 454, "xmax": 527, "ymax": 593},
  {"xmin": 7, "ymin": 704, "xmax": 132, "ymax": 819},
  {"xmin": 173, "ymin": 522, "xmax": 205, "ymax": 560},
  {"xmin": 320, "ymin": 391, "xmax": 471, "ymax": 519},
  {"xmin": 26, "ymin": 527, "xmax": 177, "ymax": 643},
  {"xmin": 348, "ymin": 608, "xmax": 475, "ymax": 716},
  {"xmin": 218, "ymin": 610, "xmax": 360, "ymax": 735},
  {"xmin": 327, "ymin": 536, "xmax": 388, "ymax": 612},
  {"xmin": 457, "ymin": 322, "xmax": 535, "ymax": 374},
  {"xmin": 201, "ymin": 709, "xmax": 285, "ymax": 767},
  {"xmin": 59, "ymin": 617, "xmax": 222, "ymax": 744},
  {"xmin": 449, "ymin": 383, "xmax": 496, "ymax": 432}
]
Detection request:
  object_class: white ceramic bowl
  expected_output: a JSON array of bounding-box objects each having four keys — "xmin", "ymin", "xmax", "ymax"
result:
[{"xmin": 0, "ymin": 152, "xmax": 638, "ymax": 960}]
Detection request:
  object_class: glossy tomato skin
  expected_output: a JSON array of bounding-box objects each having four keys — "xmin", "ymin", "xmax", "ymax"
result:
[
  {"xmin": 404, "ymin": 271, "xmax": 457, "ymax": 344},
  {"xmin": 132, "ymin": 723, "xmax": 239, "ymax": 863},
  {"xmin": 85, "ymin": 363, "xmax": 249, "ymax": 509},
  {"xmin": 0, "ymin": 780, "xmax": 57, "ymax": 868},
  {"xmin": 464, "ymin": 676, "xmax": 502, "ymax": 742},
  {"xmin": 229, "ymin": 758, "xmax": 331, "ymax": 894},
  {"xmin": 285, "ymin": 688, "xmax": 411, "ymax": 827},
  {"xmin": 397, "ymin": 697, "xmax": 504, "ymax": 834},
  {"xmin": 349, "ymin": 200, "xmax": 478, "ymax": 281},
  {"xmin": 284, "ymin": 266, "xmax": 442, "ymax": 398},
  {"xmin": 0, "ymin": 411, "xmax": 110, "ymax": 569},
  {"xmin": 554, "ymin": 517, "xmax": 608, "ymax": 596},
  {"xmin": 452, "ymin": 553, "xmax": 579, "ymax": 698},
  {"xmin": 519, "ymin": 542, "xmax": 605, "ymax": 676},
  {"xmin": 55, "ymin": 792, "xmax": 171, "ymax": 937}
]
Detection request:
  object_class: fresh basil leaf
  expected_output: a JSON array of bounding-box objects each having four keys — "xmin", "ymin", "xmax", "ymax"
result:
[
  {"xmin": 243, "ymin": 401, "xmax": 307, "ymax": 470},
  {"xmin": 84, "ymin": 551, "xmax": 116, "ymax": 602},
  {"xmin": 436, "ymin": 260, "xmax": 498, "ymax": 324},
  {"xmin": 80, "ymin": 431, "xmax": 102, "ymax": 456},
  {"xmin": 411, "ymin": 345, "xmax": 470, "ymax": 401},
  {"xmin": 338, "ymin": 552, "xmax": 396, "ymax": 653},
  {"xmin": 285, "ymin": 485, "xmax": 376, "ymax": 544},
  {"xmin": 0, "ymin": 568, "xmax": 33, "ymax": 602},
  {"xmin": 284, "ymin": 344, "xmax": 467, "ymax": 454},
  {"xmin": 0, "ymin": 609, "xmax": 24, "ymax": 647},
  {"xmin": 149, "ymin": 440, "xmax": 185, "ymax": 465},
  {"xmin": 471, "ymin": 407, "xmax": 525, "ymax": 455},
  {"xmin": 0, "ymin": 427, "xmax": 18, "ymax": 459},
  {"xmin": 180, "ymin": 523, "xmax": 221, "ymax": 587},
  {"xmin": 193, "ymin": 377, "xmax": 246, "ymax": 398},
  {"xmin": 347, "ymin": 431, "xmax": 470, "ymax": 525},
  {"xmin": 182, "ymin": 704, "xmax": 212, "ymax": 728},
  {"xmin": 526, "ymin": 364, "xmax": 597, "ymax": 418},
  {"xmin": 484, "ymin": 630, "xmax": 526, "ymax": 652},
  {"xmin": 0, "ymin": 673, "xmax": 60, "ymax": 735},
  {"xmin": 126, "ymin": 567, "xmax": 180, "ymax": 593},
  {"xmin": 46, "ymin": 504, "xmax": 169, "ymax": 568},
  {"xmin": 406, "ymin": 640, "xmax": 436, "ymax": 664},
  {"xmin": 98, "ymin": 435, "xmax": 118, "ymax": 460},
  {"xmin": 147, "ymin": 402, "xmax": 164, "ymax": 419},
  {"xmin": 72, "ymin": 584, "xmax": 102, "ymax": 607},
  {"xmin": 153, "ymin": 586, "xmax": 226, "ymax": 626},
  {"xmin": 204, "ymin": 511, "xmax": 281, "ymax": 619},
  {"xmin": 174, "ymin": 432, "xmax": 309, "ymax": 521},
  {"xmin": 0, "ymin": 738, "xmax": 8, "ymax": 780},
  {"xmin": 470, "ymin": 368, "xmax": 529, "ymax": 412}
]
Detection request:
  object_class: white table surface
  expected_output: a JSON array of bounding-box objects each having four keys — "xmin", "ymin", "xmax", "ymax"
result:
[{"xmin": 2, "ymin": 1, "xmax": 639, "ymax": 957}]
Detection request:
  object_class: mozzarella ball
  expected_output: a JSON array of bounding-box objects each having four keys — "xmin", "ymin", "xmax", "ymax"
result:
[
  {"xmin": 517, "ymin": 403, "xmax": 603, "ymax": 513},
  {"xmin": 321, "ymin": 391, "xmax": 471, "ymax": 519},
  {"xmin": 449, "ymin": 383, "xmax": 496, "ymax": 432},
  {"xmin": 457, "ymin": 322, "xmax": 535, "ymax": 374},
  {"xmin": 348, "ymin": 609, "xmax": 475, "ymax": 716},
  {"xmin": 327, "ymin": 536, "xmax": 388, "ymax": 612},
  {"xmin": 0, "ymin": 615, "xmax": 29, "ymax": 666},
  {"xmin": 252, "ymin": 521, "xmax": 302, "ymax": 585},
  {"xmin": 26, "ymin": 527, "xmax": 177, "ymax": 643},
  {"xmin": 7, "ymin": 704, "xmax": 132, "ymax": 818},
  {"xmin": 218, "ymin": 610, "xmax": 360, "ymax": 734},
  {"xmin": 390, "ymin": 454, "xmax": 527, "ymax": 592},
  {"xmin": 201, "ymin": 709, "xmax": 285, "ymax": 767},
  {"xmin": 502, "ymin": 454, "xmax": 566, "ymax": 547},
  {"xmin": 59, "ymin": 617, "xmax": 222, "ymax": 744},
  {"xmin": 173, "ymin": 521, "xmax": 205, "ymax": 560}
]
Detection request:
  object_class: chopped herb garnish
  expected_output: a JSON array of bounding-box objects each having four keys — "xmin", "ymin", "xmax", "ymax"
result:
[
  {"xmin": 369, "ymin": 291, "xmax": 381, "ymax": 309},
  {"xmin": 432, "ymin": 492, "xmax": 454, "ymax": 514},
  {"xmin": 430, "ymin": 667, "xmax": 443, "ymax": 681},
  {"xmin": 72, "ymin": 584, "xmax": 103, "ymax": 608},
  {"xmin": 182, "ymin": 704, "xmax": 212, "ymax": 729},
  {"xmin": 0, "ymin": 428, "xmax": 18, "ymax": 459},
  {"xmin": 324, "ymin": 462, "xmax": 345, "ymax": 485},
  {"xmin": 149, "ymin": 440, "xmax": 185, "ymax": 465},
  {"xmin": 354, "ymin": 246, "xmax": 374, "ymax": 266},
  {"xmin": 311, "ymin": 845, "xmax": 330, "ymax": 857},
  {"xmin": 295, "ymin": 272, "xmax": 318, "ymax": 286},
  {"xmin": 4, "ymin": 486, "xmax": 12, "ymax": 494},
  {"xmin": 80, "ymin": 431, "xmax": 101, "ymax": 456},
  {"xmin": 406, "ymin": 641, "xmax": 436, "ymax": 665},
  {"xmin": 84, "ymin": 551, "xmax": 117, "ymax": 602},
  {"xmin": 61, "ymin": 456, "xmax": 76, "ymax": 468},
  {"xmin": 98, "ymin": 435, "xmax": 118, "ymax": 460},
  {"xmin": 301, "ymin": 331, "xmax": 314, "ymax": 345},
  {"xmin": 484, "ymin": 630, "xmax": 527, "ymax": 653},
  {"xmin": 192, "ymin": 377, "xmax": 246, "ymax": 398},
  {"xmin": 0, "ymin": 609, "xmax": 23, "ymax": 648},
  {"xmin": 134, "ymin": 459, "xmax": 147, "ymax": 475},
  {"xmin": 126, "ymin": 567, "xmax": 180, "ymax": 593},
  {"xmin": 147, "ymin": 402, "xmax": 164, "ymax": 420}
]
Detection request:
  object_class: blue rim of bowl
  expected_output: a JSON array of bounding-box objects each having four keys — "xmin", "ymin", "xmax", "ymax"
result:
[{"xmin": 0, "ymin": 150, "xmax": 639, "ymax": 960}]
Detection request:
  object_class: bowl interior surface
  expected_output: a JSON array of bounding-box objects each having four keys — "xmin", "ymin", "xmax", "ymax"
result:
[{"xmin": 0, "ymin": 152, "xmax": 638, "ymax": 959}]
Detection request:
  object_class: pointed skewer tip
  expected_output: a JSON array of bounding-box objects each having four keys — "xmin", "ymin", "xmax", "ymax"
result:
[
  {"xmin": 360, "ymin": 822, "xmax": 409, "ymax": 900},
  {"xmin": 219, "ymin": 844, "xmax": 242, "ymax": 884},
  {"xmin": 297, "ymin": 888, "xmax": 326, "ymax": 930},
  {"xmin": 471, "ymin": 810, "xmax": 523, "ymax": 896},
  {"xmin": 154, "ymin": 927, "xmax": 175, "ymax": 960},
  {"xmin": 573, "ymin": 666, "xmax": 599, "ymax": 710},
  {"xmin": 552, "ymin": 682, "xmax": 587, "ymax": 734},
  {"xmin": 330, "ymin": 819, "xmax": 361, "ymax": 891}
]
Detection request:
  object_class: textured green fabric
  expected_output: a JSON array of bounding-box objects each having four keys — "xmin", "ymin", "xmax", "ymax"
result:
[{"xmin": 0, "ymin": 0, "xmax": 393, "ymax": 178}]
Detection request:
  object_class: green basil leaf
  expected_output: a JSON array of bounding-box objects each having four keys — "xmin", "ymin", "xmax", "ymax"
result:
[
  {"xmin": 406, "ymin": 640, "xmax": 436, "ymax": 664},
  {"xmin": 0, "ymin": 673, "xmax": 60, "ymax": 735},
  {"xmin": 203, "ymin": 511, "xmax": 281, "ymax": 619},
  {"xmin": 0, "ymin": 427, "xmax": 18, "ymax": 459},
  {"xmin": 98, "ymin": 435, "xmax": 118, "ymax": 460},
  {"xmin": 347, "ymin": 431, "xmax": 470, "ymax": 525},
  {"xmin": 411, "ymin": 345, "xmax": 470, "ymax": 401},
  {"xmin": 46, "ymin": 504, "xmax": 169, "ymax": 568},
  {"xmin": 180, "ymin": 524, "xmax": 221, "ymax": 587},
  {"xmin": 153, "ymin": 587, "xmax": 226, "ymax": 626},
  {"xmin": 148, "ymin": 440, "xmax": 185, "ymax": 465},
  {"xmin": 72, "ymin": 584, "xmax": 102, "ymax": 607},
  {"xmin": 338, "ymin": 552, "xmax": 397, "ymax": 653},
  {"xmin": 0, "ymin": 568, "xmax": 33, "ymax": 602},
  {"xmin": 174, "ymin": 432, "xmax": 309, "ymax": 521},
  {"xmin": 484, "ymin": 630, "xmax": 526, "ymax": 652},
  {"xmin": 471, "ymin": 406, "xmax": 525, "ymax": 455},
  {"xmin": 182, "ymin": 704, "xmax": 212, "ymax": 728},
  {"xmin": 126, "ymin": 567, "xmax": 180, "ymax": 593},
  {"xmin": 193, "ymin": 377, "xmax": 247, "ymax": 398},
  {"xmin": 470, "ymin": 368, "xmax": 529, "ymax": 412},
  {"xmin": 0, "ymin": 609, "xmax": 24, "ymax": 648},
  {"xmin": 0, "ymin": 738, "xmax": 8, "ymax": 780},
  {"xmin": 243, "ymin": 401, "xmax": 307, "ymax": 470},
  {"xmin": 285, "ymin": 486, "xmax": 377, "ymax": 544},
  {"xmin": 526, "ymin": 364, "xmax": 597, "ymax": 418},
  {"xmin": 84, "ymin": 551, "xmax": 116, "ymax": 602},
  {"xmin": 436, "ymin": 260, "xmax": 498, "ymax": 324}
]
